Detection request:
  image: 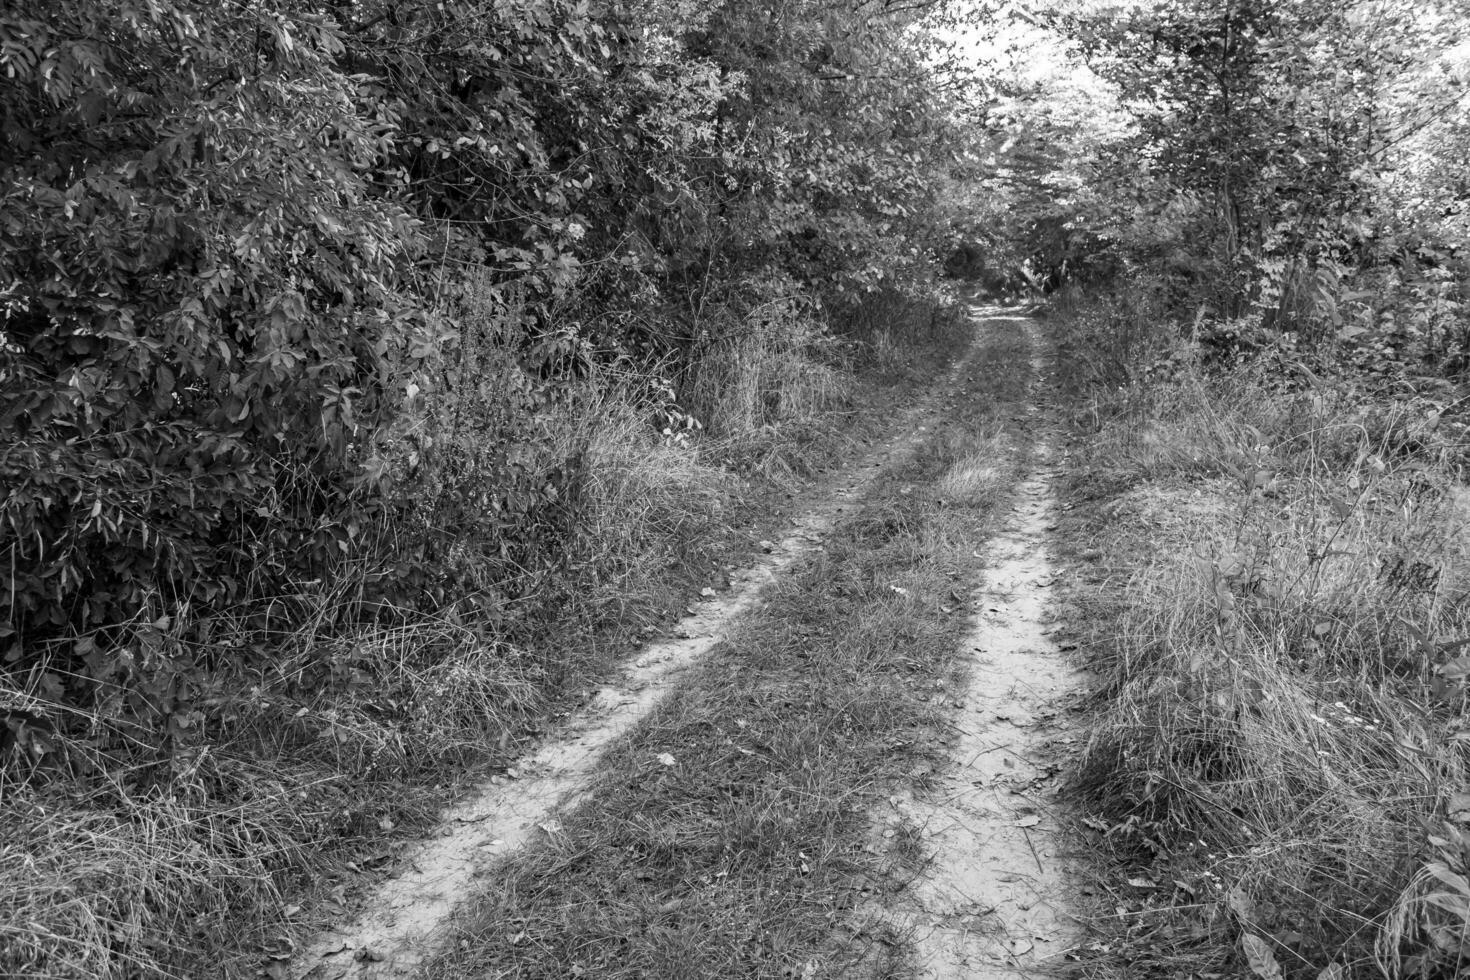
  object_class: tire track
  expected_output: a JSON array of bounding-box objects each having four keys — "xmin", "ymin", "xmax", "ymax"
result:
[
  {"xmin": 874, "ymin": 314, "xmax": 1088, "ymax": 978},
  {"xmin": 291, "ymin": 332, "xmax": 984, "ymax": 979}
]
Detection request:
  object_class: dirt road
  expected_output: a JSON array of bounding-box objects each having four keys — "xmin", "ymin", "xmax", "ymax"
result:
[{"xmin": 292, "ymin": 308, "xmax": 1087, "ymax": 980}]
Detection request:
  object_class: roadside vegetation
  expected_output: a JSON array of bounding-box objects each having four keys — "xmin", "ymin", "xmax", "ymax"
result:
[
  {"xmin": 976, "ymin": 1, "xmax": 1470, "ymax": 975},
  {"xmin": 1053, "ymin": 284, "xmax": 1470, "ymax": 979},
  {"xmin": 0, "ymin": 0, "xmax": 990, "ymax": 974},
  {"xmin": 959, "ymin": 1, "xmax": 1470, "ymax": 977},
  {"xmin": 12, "ymin": 0, "xmax": 1470, "ymax": 974}
]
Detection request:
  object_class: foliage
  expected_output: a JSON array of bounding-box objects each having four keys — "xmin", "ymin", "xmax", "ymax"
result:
[
  {"xmin": 972, "ymin": 0, "xmax": 1470, "ymax": 363},
  {"xmin": 1, "ymin": 0, "xmax": 433, "ymax": 753},
  {"xmin": 0, "ymin": 0, "xmax": 971, "ymax": 743},
  {"xmin": 0, "ymin": 0, "xmax": 979, "ymax": 973}
]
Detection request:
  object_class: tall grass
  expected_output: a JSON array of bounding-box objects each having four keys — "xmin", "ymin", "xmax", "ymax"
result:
[
  {"xmin": 682, "ymin": 300, "xmax": 849, "ymax": 439},
  {"xmin": 0, "ymin": 375, "xmax": 732, "ymax": 979},
  {"xmin": 1057, "ymin": 290, "xmax": 1470, "ymax": 979}
]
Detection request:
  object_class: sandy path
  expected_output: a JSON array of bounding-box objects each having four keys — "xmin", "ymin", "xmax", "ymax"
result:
[
  {"xmin": 290, "ymin": 343, "xmax": 980, "ymax": 979},
  {"xmin": 879, "ymin": 314, "xmax": 1088, "ymax": 978}
]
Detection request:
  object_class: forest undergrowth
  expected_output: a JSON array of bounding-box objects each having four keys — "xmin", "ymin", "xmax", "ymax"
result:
[
  {"xmin": 1051, "ymin": 283, "xmax": 1470, "ymax": 980},
  {"xmin": 0, "ymin": 292, "xmax": 972, "ymax": 979}
]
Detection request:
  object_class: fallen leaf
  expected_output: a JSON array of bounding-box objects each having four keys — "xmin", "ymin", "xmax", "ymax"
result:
[
  {"xmin": 1450, "ymin": 791, "xmax": 1470, "ymax": 817},
  {"xmin": 1242, "ymin": 934, "xmax": 1283, "ymax": 980},
  {"xmin": 1014, "ymin": 814, "xmax": 1041, "ymax": 828},
  {"xmin": 1227, "ymin": 886, "xmax": 1257, "ymax": 924}
]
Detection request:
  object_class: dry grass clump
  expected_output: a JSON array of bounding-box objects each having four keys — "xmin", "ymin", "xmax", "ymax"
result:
[
  {"xmin": 1061, "ymin": 317, "xmax": 1470, "ymax": 978},
  {"xmin": 549, "ymin": 389, "xmax": 736, "ymax": 630},
  {"xmin": 0, "ymin": 792, "xmax": 281, "ymax": 978},
  {"xmin": 0, "ymin": 612, "xmax": 554, "ymax": 978},
  {"xmin": 936, "ymin": 453, "xmax": 1006, "ymax": 508},
  {"xmin": 680, "ymin": 296, "xmax": 851, "ymax": 475}
]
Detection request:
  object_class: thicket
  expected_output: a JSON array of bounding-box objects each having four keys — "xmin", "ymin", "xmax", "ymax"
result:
[
  {"xmin": 0, "ymin": 0, "xmax": 981, "ymax": 974},
  {"xmin": 992, "ymin": 1, "xmax": 1470, "ymax": 977}
]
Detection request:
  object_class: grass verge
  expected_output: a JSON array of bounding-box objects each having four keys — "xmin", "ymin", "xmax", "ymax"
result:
[
  {"xmin": 415, "ymin": 314, "xmax": 1035, "ymax": 980},
  {"xmin": 1051, "ymin": 288, "xmax": 1470, "ymax": 980}
]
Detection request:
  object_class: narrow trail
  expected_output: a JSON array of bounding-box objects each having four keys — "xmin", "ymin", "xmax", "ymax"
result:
[
  {"xmin": 291, "ymin": 342, "xmax": 983, "ymax": 979},
  {"xmin": 877, "ymin": 314, "xmax": 1088, "ymax": 978}
]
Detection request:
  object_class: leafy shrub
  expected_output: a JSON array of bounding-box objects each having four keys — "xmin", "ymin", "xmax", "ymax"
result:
[{"xmin": 1, "ymin": 0, "xmax": 438, "ymax": 748}]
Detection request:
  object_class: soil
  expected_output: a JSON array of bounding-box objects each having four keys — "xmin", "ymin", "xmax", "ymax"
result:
[{"xmin": 874, "ymin": 315, "xmax": 1090, "ymax": 978}]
